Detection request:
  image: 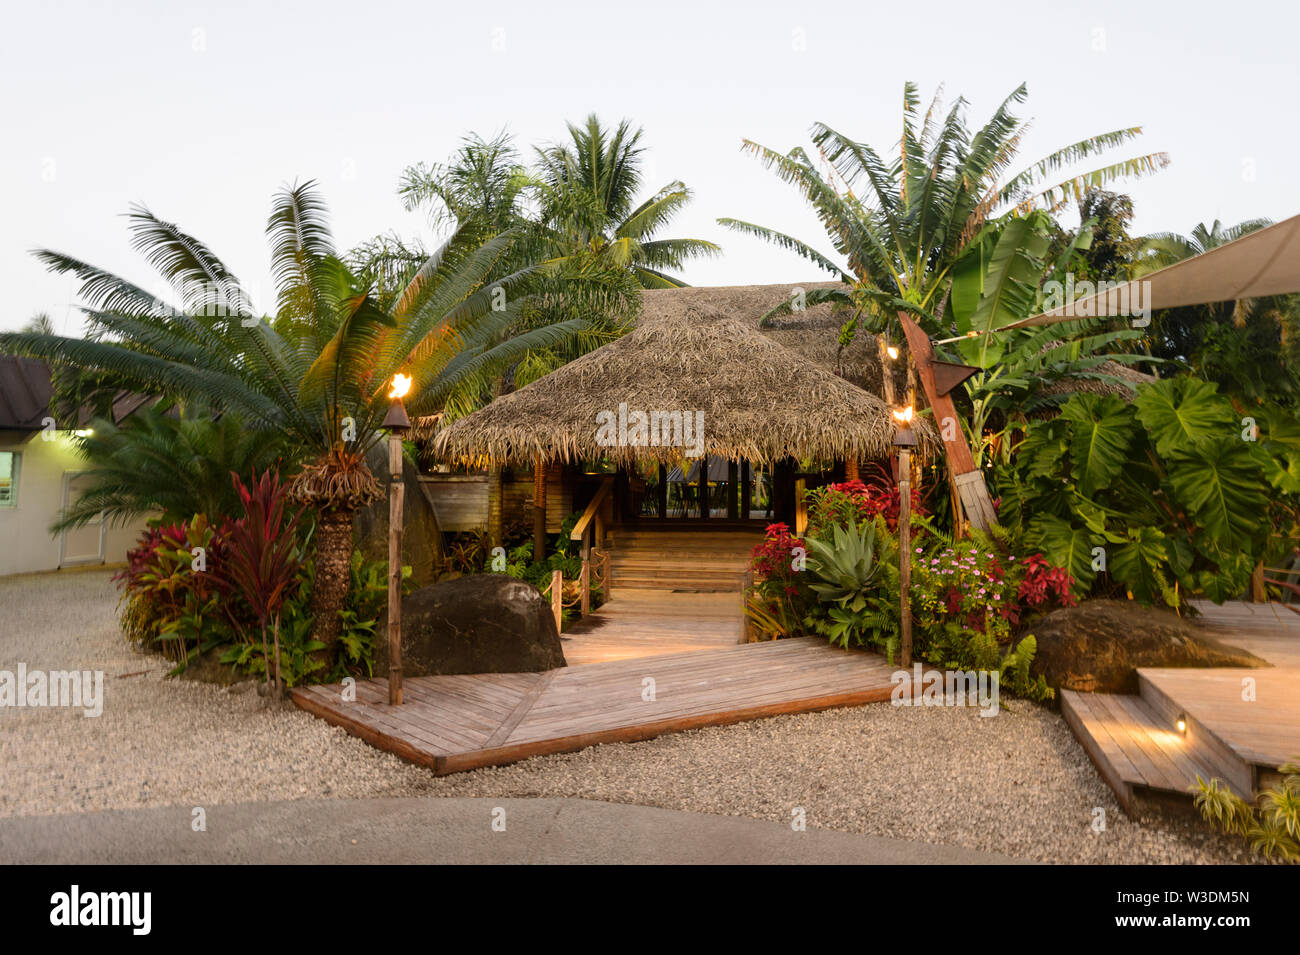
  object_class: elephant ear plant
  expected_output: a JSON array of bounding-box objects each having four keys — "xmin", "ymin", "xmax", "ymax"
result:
[
  {"xmin": 803, "ymin": 518, "xmax": 901, "ymax": 658},
  {"xmin": 220, "ymin": 470, "xmax": 306, "ymax": 699}
]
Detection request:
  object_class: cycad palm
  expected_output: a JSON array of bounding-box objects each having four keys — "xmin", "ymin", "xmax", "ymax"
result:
[{"xmin": 0, "ymin": 181, "xmax": 584, "ymax": 656}]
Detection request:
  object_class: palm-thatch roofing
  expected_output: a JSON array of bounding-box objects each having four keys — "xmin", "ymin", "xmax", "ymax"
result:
[{"xmin": 434, "ymin": 303, "xmax": 937, "ymax": 467}]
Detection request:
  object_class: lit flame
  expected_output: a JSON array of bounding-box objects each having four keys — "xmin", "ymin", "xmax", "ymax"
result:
[
  {"xmin": 886, "ymin": 345, "xmax": 900, "ymax": 360},
  {"xmin": 389, "ymin": 373, "xmax": 412, "ymax": 400},
  {"xmin": 892, "ymin": 405, "xmax": 914, "ymax": 424}
]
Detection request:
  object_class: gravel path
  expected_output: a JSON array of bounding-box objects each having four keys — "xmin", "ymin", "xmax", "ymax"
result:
[{"xmin": 0, "ymin": 569, "xmax": 1251, "ymax": 863}]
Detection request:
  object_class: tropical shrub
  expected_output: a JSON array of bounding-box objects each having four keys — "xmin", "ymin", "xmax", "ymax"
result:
[
  {"xmin": 805, "ymin": 479, "xmax": 922, "ymax": 534},
  {"xmin": 1195, "ymin": 759, "xmax": 1300, "ymax": 863},
  {"xmin": 997, "ymin": 377, "xmax": 1296, "ymax": 607},
  {"xmin": 910, "ymin": 535, "xmax": 1070, "ymax": 701},
  {"xmin": 117, "ymin": 514, "xmax": 231, "ymax": 666},
  {"xmin": 803, "ymin": 518, "xmax": 901, "ymax": 656},
  {"xmin": 745, "ymin": 523, "xmax": 810, "ymax": 640}
]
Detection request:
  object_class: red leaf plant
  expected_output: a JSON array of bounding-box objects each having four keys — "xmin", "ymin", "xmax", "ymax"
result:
[{"xmin": 220, "ymin": 469, "xmax": 304, "ymax": 697}]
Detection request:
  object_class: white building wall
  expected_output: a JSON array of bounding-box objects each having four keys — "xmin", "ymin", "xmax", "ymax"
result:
[{"xmin": 0, "ymin": 431, "xmax": 146, "ymax": 576}]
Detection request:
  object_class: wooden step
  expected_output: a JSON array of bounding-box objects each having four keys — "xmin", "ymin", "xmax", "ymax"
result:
[{"xmin": 1060, "ymin": 689, "xmax": 1247, "ymax": 816}]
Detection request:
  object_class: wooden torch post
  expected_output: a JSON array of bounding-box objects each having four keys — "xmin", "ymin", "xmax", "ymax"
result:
[
  {"xmin": 383, "ymin": 375, "xmax": 412, "ymax": 706},
  {"xmin": 893, "ymin": 409, "xmax": 917, "ymax": 668}
]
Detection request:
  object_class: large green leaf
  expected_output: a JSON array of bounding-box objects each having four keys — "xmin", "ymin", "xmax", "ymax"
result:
[
  {"xmin": 1026, "ymin": 514, "xmax": 1103, "ymax": 591},
  {"xmin": 1108, "ymin": 526, "xmax": 1173, "ymax": 605},
  {"xmin": 1133, "ymin": 377, "xmax": 1235, "ymax": 456},
  {"xmin": 1166, "ymin": 436, "xmax": 1269, "ymax": 544},
  {"xmin": 1059, "ymin": 394, "xmax": 1138, "ymax": 496}
]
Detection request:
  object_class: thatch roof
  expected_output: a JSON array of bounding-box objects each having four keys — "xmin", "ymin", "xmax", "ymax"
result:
[{"xmin": 434, "ymin": 303, "xmax": 937, "ymax": 467}]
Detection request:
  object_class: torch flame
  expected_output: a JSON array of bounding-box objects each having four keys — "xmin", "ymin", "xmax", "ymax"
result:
[
  {"xmin": 892, "ymin": 405, "xmax": 914, "ymax": 424},
  {"xmin": 389, "ymin": 373, "xmax": 412, "ymax": 400},
  {"xmin": 886, "ymin": 345, "xmax": 900, "ymax": 360}
]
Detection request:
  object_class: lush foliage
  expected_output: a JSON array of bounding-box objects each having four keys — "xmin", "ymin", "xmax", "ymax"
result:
[
  {"xmin": 1196, "ymin": 759, "xmax": 1300, "ymax": 863},
  {"xmin": 806, "ymin": 479, "xmax": 922, "ymax": 533},
  {"xmin": 803, "ymin": 518, "xmax": 901, "ymax": 656},
  {"xmin": 998, "ymin": 377, "xmax": 1296, "ymax": 606}
]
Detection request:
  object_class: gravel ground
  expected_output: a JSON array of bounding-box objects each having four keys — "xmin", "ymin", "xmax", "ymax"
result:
[{"xmin": 0, "ymin": 569, "xmax": 1251, "ymax": 863}]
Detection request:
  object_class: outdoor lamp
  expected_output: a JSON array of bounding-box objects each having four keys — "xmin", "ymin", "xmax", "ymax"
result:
[
  {"xmin": 893, "ymin": 404, "xmax": 916, "ymax": 667},
  {"xmin": 886, "ymin": 345, "xmax": 900, "ymax": 361},
  {"xmin": 1176, "ymin": 714, "xmax": 1187, "ymax": 735},
  {"xmin": 383, "ymin": 373, "xmax": 412, "ymax": 705}
]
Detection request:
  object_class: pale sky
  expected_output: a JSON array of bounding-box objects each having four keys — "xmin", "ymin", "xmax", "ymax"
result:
[{"xmin": 3, "ymin": 0, "xmax": 1297, "ymax": 333}]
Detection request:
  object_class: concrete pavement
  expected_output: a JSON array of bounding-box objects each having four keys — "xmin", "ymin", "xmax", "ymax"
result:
[{"xmin": 0, "ymin": 796, "xmax": 1029, "ymax": 864}]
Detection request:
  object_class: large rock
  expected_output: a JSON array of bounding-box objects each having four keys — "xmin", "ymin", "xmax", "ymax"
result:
[
  {"xmin": 373, "ymin": 574, "xmax": 566, "ymax": 676},
  {"xmin": 1024, "ymin": 600, "xmax": 1268, "ymax": 694},
  {"xmin": 354, "ymin": 443, "xmax": 442, "ymax": 587}
]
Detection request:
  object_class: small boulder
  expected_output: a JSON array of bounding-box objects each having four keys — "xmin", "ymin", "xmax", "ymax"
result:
[
  {"xmin": 373, "ymin": 574, "xmax": 566, "ymax": 676},
  {"xmin": 1024, "ymin": 599, "xmax": 1268, "ymax": 694}
]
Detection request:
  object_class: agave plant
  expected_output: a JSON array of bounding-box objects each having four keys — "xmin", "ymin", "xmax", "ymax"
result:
[
  {"xmin": 803, "ymin": 519, "xmax": 901, "ymax": 653},
  {"xmin": 0, "ymin": 181, "xmax": 585, "ymax": 660}
]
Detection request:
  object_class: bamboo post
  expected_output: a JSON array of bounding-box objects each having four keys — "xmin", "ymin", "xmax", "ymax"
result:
[
  {"xmin": 898, "ymin": 445, "xmax": 913, "ymax": 668},
  {"xmin": 550, "ymin": 568, "xmax": 563, "ymax": 633},
  {"xmin": 533, "ymin": 458, "xmax": 547, "ymax": 562},
  {"xmin": 580, "ymin": 557, "xmax": 590, "ymax": 615},
  {"xmin": 387, "ymin": 429, "xmax": 405, "ymax": 705}
]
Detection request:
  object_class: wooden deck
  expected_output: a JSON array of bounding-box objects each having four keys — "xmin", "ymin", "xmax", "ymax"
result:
[
  {"xmin": 291, "ymin": 637, "xmax": 896, "ymax": 775},
  {"xmin": 559, "ymin": 589, "xmax": 743, "ymax": 665},
  {"xmin": 1061, "ymin": 600, "xmax": 1300, "ymax": 813}
]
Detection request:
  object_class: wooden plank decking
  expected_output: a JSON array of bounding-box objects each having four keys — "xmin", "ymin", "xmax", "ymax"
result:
[
  {"xmin": 291, "ymin": 637, "xmax": 896, "ymax": 775},
  {"xmin": 559, "ymin": 589, "xmax": 744, "ymax": 665},
  {"xmin": 1061, "ymin": 600, "xmax": 1300, "ymax": 811}
]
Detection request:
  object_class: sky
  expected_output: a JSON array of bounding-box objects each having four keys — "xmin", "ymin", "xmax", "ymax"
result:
[{"xmin": 2, "ymin": 0, "xmax": 1297, "ymax": 333}]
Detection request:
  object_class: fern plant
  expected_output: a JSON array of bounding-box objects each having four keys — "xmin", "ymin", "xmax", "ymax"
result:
[{"xmin": 1195, "ymin": 760, "xmax": 1300, "ymax": 863}]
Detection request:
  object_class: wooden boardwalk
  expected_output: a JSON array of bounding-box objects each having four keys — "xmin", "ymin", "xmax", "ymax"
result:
[
  {"xmin": 560, "ymin": 589, "xmax": 743, "ymax": 665},
  {"xmin": 1061, "ymin": 600, "xmax": 1300, "ymax": 812},
  {"xmin": 291, "ymin": 637, "xmax": 896, "ymax": 775}
]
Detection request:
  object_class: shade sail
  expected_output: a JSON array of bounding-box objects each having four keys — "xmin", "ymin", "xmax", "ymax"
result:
[{"xmin": 1004, "ymin": 212, "xmax": 1300, "ymax": 330}]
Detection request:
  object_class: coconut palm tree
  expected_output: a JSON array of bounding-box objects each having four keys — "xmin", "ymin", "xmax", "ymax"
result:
[
  {"xmin": 0, "ymin": 181, "xmax": 584, "ymax": 659},
  {"xmin": 719, "ymin": 82, "xmax": 1169, "ymax": 339},
  {"xmin": 534, "ymin": 114, "xmax": 720, "ymax": 288}
]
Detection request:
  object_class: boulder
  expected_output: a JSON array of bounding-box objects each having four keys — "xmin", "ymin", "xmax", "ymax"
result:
[
  {"xmin": 1023, "ymin": 600, "xmax": 1268, "ymax": 694},
  {"xmin": 354, "ymin": 443, "xmax": 442, "ymax": 587},
  {"xmin": 373, "ymin": 574, "xmax": 566, "ymax": 676}
]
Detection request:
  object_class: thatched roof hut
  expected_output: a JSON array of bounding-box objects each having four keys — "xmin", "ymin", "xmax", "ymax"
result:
[{"xmin": 434, "ymin": 302, "xmax": 937, "ymax": 467}]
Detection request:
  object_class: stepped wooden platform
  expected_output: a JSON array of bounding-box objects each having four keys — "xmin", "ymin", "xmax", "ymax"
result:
[
  {"xmin": 608, "ymin": 523, "xmax": 763, "ymax": 593},
  {"xmin": 291, "ymin": 637, "xmax": 897, "ymax": 775},
  {"xmin": 1061, "ymin": 600, "xmax": 1300, "ymax": 814}
]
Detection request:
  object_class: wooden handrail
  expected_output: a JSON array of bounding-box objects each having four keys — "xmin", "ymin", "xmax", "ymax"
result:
[{"xmin": 570, "ymin": 476, "xmax": 615, "ymax": 542}]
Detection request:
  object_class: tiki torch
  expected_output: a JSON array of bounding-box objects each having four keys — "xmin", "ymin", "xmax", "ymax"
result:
[
  {"xmin": 893, "ymin": 405, "xmax": 917, "ymax": 668},
  {"xmin": 382, "ymin": 373, "xmax": 412, "ymax": 705}
]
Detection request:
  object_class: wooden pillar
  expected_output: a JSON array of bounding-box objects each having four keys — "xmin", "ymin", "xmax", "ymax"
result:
[
  {"xmin": 844, "ymin": 456, "xmax": 860, "ymax": 482},
  {"xmin": 657, "ymin": 462, "xmax": 668, "ymax": 519},
  {"xmin": 897, "ymin": 311, "xmax": 996, "ymax": 531},
  {"xmin": 698, "ymin": 456, "xmax": 709, "ymax": 520},
  {"xmin": 898, "ymin": 445, "xmax": 913, "ymax": 667},
  {"xmin": 387, "ymin": 431, "xmax": 405, "ymax": 705},
  {"xmin": 740, "ymin": 460, "xmax": 752, "ymax": 521},
  {"xmin": 772, "ymin": 458, "xmax": 796, "ymax": 527},
  {"xmin": 727, "ymin": 460, "xmax": 739, "ymax": 519},
  {"xmin": 550, "ymin": 568, "xmax": 563, "ymax": 633},
  {"xmin": 486, "ymin": 463, "xmax": 504, "ymax": 548},
  {"xmin": 532, "ymin": 458, "xmax": 547, "ymax": 561}
]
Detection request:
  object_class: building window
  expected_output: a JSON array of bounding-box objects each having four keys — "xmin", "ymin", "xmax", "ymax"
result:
[{"xmin": 0, "ymin": 451, "xmax": 19, "ymax": 508}]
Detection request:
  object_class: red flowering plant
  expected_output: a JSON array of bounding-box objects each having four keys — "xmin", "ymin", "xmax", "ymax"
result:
[
  {"xmin": 805, "ymin": 478, "xmax": 924, "ymax": 535},
  {"xmin": 909, "ymin": 533, "xmax": 1075, "ymax": 700},
  {"xmin": 745, "ymin": 523, "xmax": 812, "ymax": 639}
]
